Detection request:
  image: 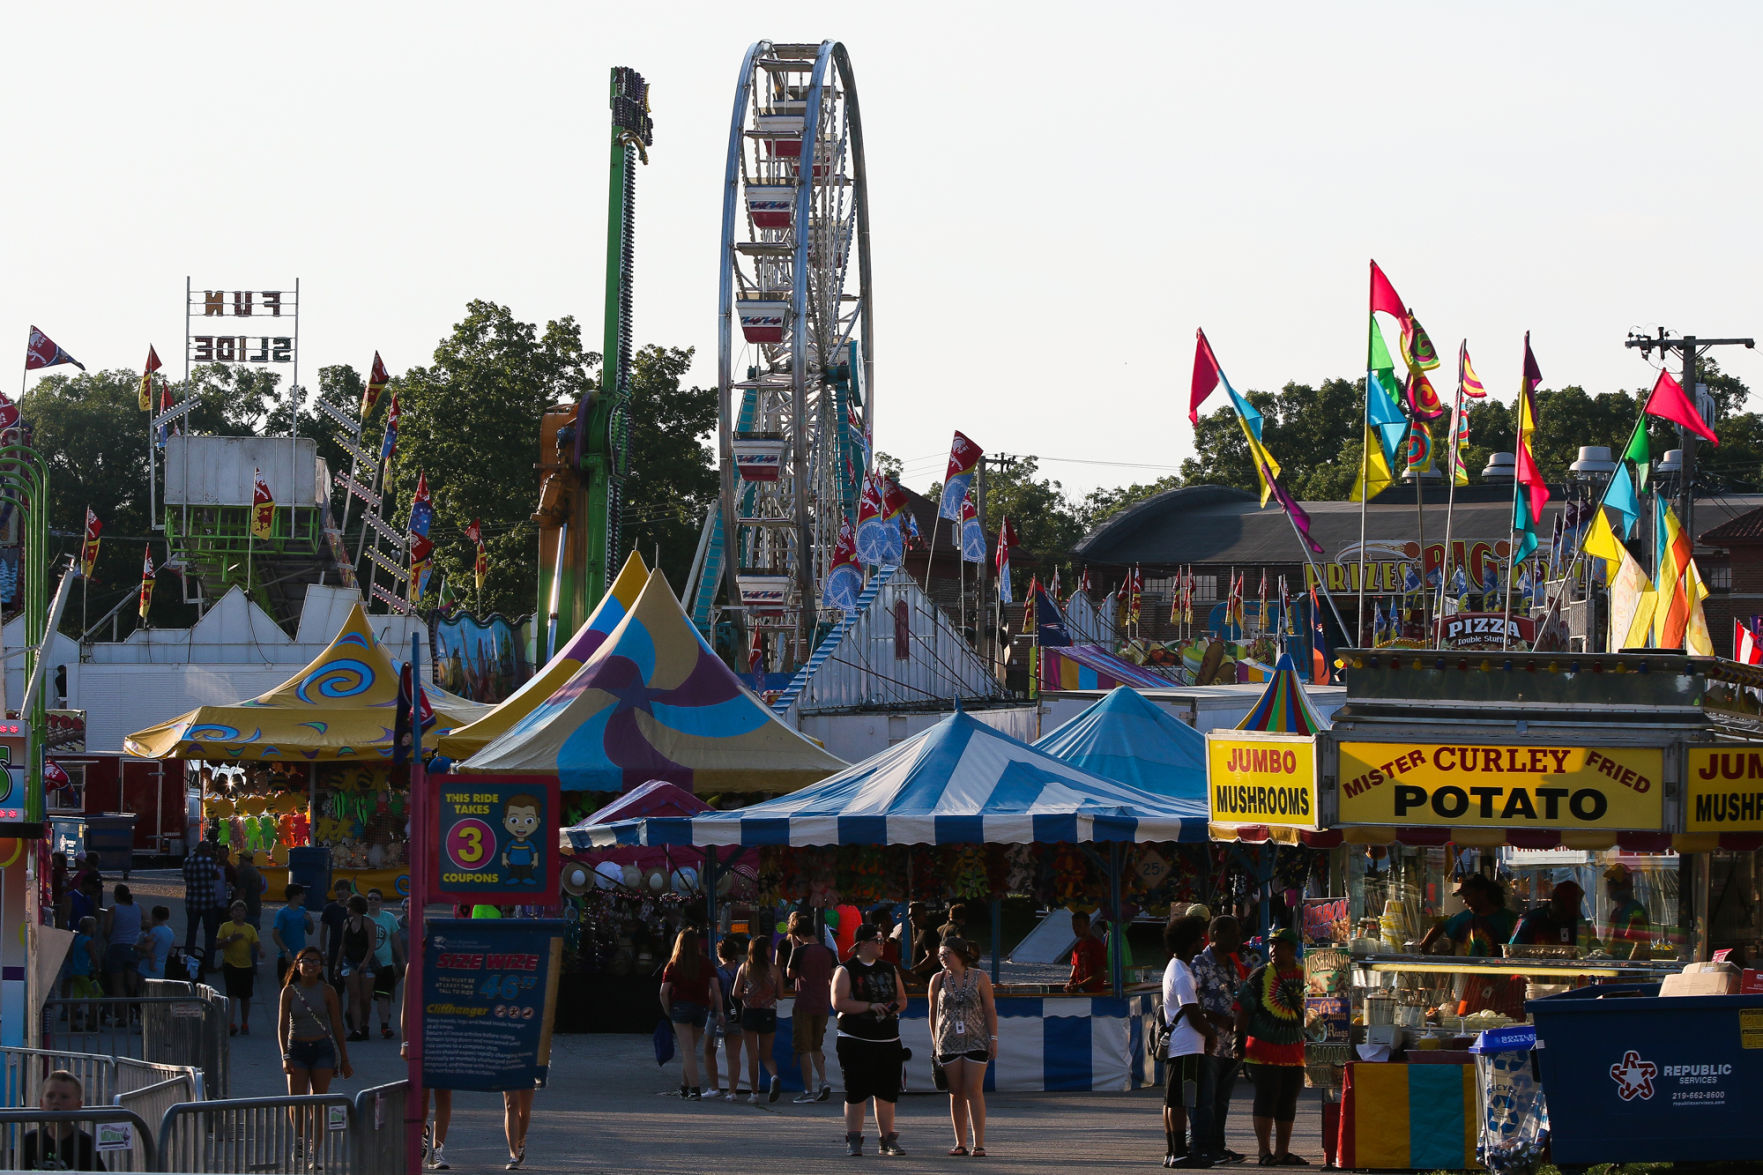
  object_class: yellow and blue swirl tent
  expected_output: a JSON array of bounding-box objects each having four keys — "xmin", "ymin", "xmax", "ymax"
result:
[
  {"xmin": 456, "ymin": 568, "xmax": 847, "ymax": 793},
  {"xmin": 435, "ymin": 552, "xmax": 649, "ymax": 760},
  {"xmin": 124, "ymin": 603, "xmax": 494, "ymax": 762}
]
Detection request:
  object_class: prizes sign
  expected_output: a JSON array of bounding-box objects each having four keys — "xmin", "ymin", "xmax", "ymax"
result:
[
  {"xmin": 1206, "ymin": 734, "xmax": 1319, "ymax": 828},
  {"xmin": 422, "ymin": 917, "xmax": 563, "ymax": 1092},
  {"xmin": 1684, "ymin": 748, "xmax": 1763, "ymax": 832},
  {"xmin": 1338, "ymin": 741, "xmax": 1663, "ymax": 829},
  {"xmin": 434, "ymin": 776, "xmax": 560, "ymax": 904}
]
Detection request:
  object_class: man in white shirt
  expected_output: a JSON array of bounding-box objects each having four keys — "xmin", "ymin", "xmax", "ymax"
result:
[{"xmin": 1161, "ymin": 914, "xmax": 1217, "ymax": 1169}]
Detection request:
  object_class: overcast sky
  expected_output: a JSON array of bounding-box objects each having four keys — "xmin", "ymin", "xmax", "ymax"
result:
[{"xmin": 6, "ymin": 1, "xmax": 1760, "ymax": 498}]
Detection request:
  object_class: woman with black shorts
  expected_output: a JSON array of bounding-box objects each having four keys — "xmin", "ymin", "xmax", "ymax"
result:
[
  {"xmin": 831, "ymin": 923, "xmax": 908, "ymax": 1157},
  {"xmin": 929, "ymin": 934, "xmax": 998, "ymax": 1156},
  {"xmin": 734, "ymin": 933, "xmax": 781, "ymax": 1103},
  {"xmin": 279, "ymin": 947, "xmax": 352, "ymax": 1161},
  {"xmin": 338, "ymin": 895, "xmax": 375, "ymax": 1042},
  {"xmin": 1234, "ymin": 928, "xmax": 1308, "ymax": 1165}
]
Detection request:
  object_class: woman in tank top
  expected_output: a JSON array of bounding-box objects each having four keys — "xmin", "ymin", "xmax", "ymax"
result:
[
  {"xmin": 278, "ymin": 946, "xmax": 352, "ymax": 1157},
  {"xmin": 735, "ymin": 935, "xmax": 782, "ymax": 1103},
  {"xmin": 929, "ymin": 935, "xmax": 998, "ymax": 1157}
]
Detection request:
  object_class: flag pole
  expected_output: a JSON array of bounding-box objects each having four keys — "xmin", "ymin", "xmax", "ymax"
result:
[
  {"xmin": 1434, "ymin": 348, "xmax": 1467, "ymax": 649},
  {"xmin": 1409, "ymin": 414, "xmax": 1430, "ymax": 642},
  {"xmin": 1357, "ymin": 265, "xmax": 1376, "ymax": 647},
  {"xmin": 1271, "ymin": 489, "xmax": 1351, "ymax": 638},
  {"xmin": 1500, "ymin": 332, "xmax": 1530, "ymax": 651},
  {"xmin": 923, "ymin": 514, "xmax": 939, "ymax": 592}
]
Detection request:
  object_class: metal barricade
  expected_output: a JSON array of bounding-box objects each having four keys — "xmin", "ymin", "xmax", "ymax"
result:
[
  {"xmin": 159, "ymin": 1094, "xmax": 353, "ymax": 1173},
  {"xmin": 143, "ymin": 978, "xmax": 231, "ymax": 1097},
  {"xmin": 0, "ymin": 1045, "xmax": 117, "ymax": 1109},
  {"xmin": 0, "ymin": 1107, "xmax": 156, "ymax": 1172},
  {"xmin": 116, "ymin": 1056, "xmax": 206, "ymax": 1101},
  {"xmin": 40, "ymin": 995, "xmax": 145, "ymax": 1060},
  {"xmin": 115, "ymin": 1075, "xmax": 197, "ymax": 1158},
  {"xmin": 351, "ymin": 1081, "xmax": 409, "ymax": 1173}
]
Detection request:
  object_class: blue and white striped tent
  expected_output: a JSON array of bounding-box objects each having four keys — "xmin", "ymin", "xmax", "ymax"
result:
[
  {"xmin": 567, "ymin": 707, "xmax": 1209, "ymax": 850},
  {"xmin": 1033, "ymin": 687, "xmax": 1207, "ymax": 803}
]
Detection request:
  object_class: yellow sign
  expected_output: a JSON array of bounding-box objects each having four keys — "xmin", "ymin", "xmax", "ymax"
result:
[
  {"xmin": 1685, "ymin": 748, "xmax": 1763, "ymax": 832},
  {"xmin": 1741, "ymin": 1008, "xmax": 1763, "ymax": 1050},
  {"xmin": 1207, "ymin": 735, "xmax": 1319, "ymax": 828},
  {"xmin": 1337, "ymin": 741, "xmax": 1664, "ymax": 829}
]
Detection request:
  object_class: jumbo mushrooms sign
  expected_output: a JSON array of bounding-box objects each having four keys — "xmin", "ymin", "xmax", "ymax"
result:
[{"xmin": 1206, "ymin": 733, "xmax": 1323, "ymax": 832}]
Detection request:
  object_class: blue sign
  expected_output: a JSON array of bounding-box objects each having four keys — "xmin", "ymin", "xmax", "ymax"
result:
[
  {"xmin": 421, "ymin": 918, "xmax": 564, "ymax": 1092},
  {"xmin": 433, "ymin": 777, "xmax": 559, "ymax": 904}
]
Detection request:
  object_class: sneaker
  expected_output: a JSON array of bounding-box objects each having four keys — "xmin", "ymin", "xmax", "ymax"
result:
[
  {"xmin": 505, "ymin": 1155, "xmax": 522, "ymax": 1171},
  {"xmin": 1173, "ymin": 1156, "xmax": 1213, "ymax": 1169},
  {"xmin": 792, "ymin": 1090, "xmax": 818, "ymax": 1104},
  {"xmin": 845, "ymin": 1134, "xmax": 864, "ymax": 1157},
  {"xmin": 703, "ymin": 1087, "xmax": 721, "ymax": 1099},
  {"xmin": 724, "ymin": 1090, "xmax": 738, "ymax": 1102},
  {"xmin": 879, "ymin": 1133, "xmax": 906, "ymax": 1157},
  {"xmin": 427, "ymin": 1146, "xmax": 450, "ymax": 1171},
  {"xmin": 747, "ymin": 1091, "xmax": 760, "ymax": 1104},
  {"xmin": 380, "ymin": 1025, "xmax": 395, "ymax": 1040},
  {"xmin": 769, "ymin": 1076, "xmax": 781, "ymax": 1103},
  {"xmin": 817, "ymin": 1083, "xmax": 832, "ymax": 1102},
  {"xmin": 688, "ymin": 1088, "xmax": 703, "ymax": 1101},
  {"xmin": 1218, "ymin": 1150, "xmax": 1248, "ymax": 1165}
]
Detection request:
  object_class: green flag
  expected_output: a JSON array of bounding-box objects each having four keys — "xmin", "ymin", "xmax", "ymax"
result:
[{"xmin": 1623, "ymin": 422, "xmax": 1651, "ymax": 489}]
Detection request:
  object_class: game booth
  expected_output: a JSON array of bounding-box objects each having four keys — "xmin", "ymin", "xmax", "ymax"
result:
[{"xmin": 123, "ymin": 604, "xmax": 495, "ymax": 902}]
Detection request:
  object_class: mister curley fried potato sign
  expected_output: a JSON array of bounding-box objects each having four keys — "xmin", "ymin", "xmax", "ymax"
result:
[{"xmin": 1337, "ymin": 741, "xmax": 1664, "ymax": 829}]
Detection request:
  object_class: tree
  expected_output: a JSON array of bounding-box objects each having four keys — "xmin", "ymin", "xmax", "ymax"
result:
[
  {"xmin": 619, "ymin": 345, "xmax": 718, "ymax": 592},
  {"xmin": 388, "ymin": 300, "xmax": 596, "ymax": 619},
  {"xmin": 1076, "ymin": 475, "xmax": 1182, "ymax": 533}
]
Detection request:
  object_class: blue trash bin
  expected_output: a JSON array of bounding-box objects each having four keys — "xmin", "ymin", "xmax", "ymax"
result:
[
  {"xmin": 1529, "ymin": 981, "xmax": 1763, "ymax": 1165},
  {"xmin": 287, "ymin": 846, "xmax": 331, "ymax": 912}
]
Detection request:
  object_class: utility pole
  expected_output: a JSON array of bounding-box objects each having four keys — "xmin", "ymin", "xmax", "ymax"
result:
[
  {"xmin": 1625, "ymin": 327, "xmax": 1753, "ymax": 964},
  {"xmin": 976, "ymin": 452, "xmax": 1022, "ymax": 677},
  {"xmin": 1624, "ymin": 329, "xmax": 1755, "ymax": 547}
]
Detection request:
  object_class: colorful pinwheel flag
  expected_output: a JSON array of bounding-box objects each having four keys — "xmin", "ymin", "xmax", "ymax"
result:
[
  {"xmin": 27, "ymin": 326, "xmax": 84, "ymax": 373},
  {"xmin": 939, "ymin": 431, "xmax": 983, "ymax": 521}
]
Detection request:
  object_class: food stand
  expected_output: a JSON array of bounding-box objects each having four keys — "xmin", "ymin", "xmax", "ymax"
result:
[{"xmin": 1302, "ymin": 648, "xmax": 1763, "ymax": 1169}]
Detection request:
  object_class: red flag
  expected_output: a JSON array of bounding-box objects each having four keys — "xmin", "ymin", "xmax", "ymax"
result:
[
  {"xmin": 1189, "ymin": 327, "xmax": 1225, "ymax": 424},
  {"xmin": 138, "ymin": 345, "xmax": 161, "ymax": 410},
  {"xmin": 26, "ymin": 326, "xmax": 85, "ymax": 372},
  {"xmin": 1734, "ymin": 618, "xmax": 1762, "ymax": 665},
  {"xmin": 465, "ymin": 518, "xmax": 483, "ymax": 545},
  {"xmin": 1644, "ymin": 367, "xmax": 1718, "ymax": 446},
  {"xmin": 1369, "ymin": 261, "xmax": 1405, "ymax": 319},
  {"xmin": 0, "ymin": 389, "xmax": 18, "ymax": 430},
  {"xmin": 250, "ymin": 469, "xmax": 275, "ymax": 539},
  {"xmin": 138, "ymin": 546, "xmax": 156, "ymax": 621},
  {"xmin": 80, "ymin": 508, "xmax": 102, "ymax": 578},
  {"xmin": 749, "ymin": 629, "xmax": 765, "ymax": 677},
  {"xmin": 362, "ymin": 351, "xmax": 390, "ymax": 417}
]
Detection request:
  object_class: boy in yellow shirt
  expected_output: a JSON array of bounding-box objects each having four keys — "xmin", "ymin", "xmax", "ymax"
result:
[{"xmin": 218, "ymin": 899, "xmax": 261, "ymax": 1035}]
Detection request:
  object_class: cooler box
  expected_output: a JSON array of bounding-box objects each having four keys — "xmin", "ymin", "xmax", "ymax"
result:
[
  {"xmin": 1529, "ymin": 982, "xmax": 1763, "ymax": 1164},
  {"xmin": 84, "ymin": 813, "xmax": 139, "ymax": 878},
  {"xmin": 287, "ymin": 846, "xmax": 331, "ymax": 912}
]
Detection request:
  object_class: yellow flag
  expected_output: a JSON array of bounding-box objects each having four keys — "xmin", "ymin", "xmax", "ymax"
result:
[
  {"xmin": 1685, "ymin": 559, "xmax": 1714, "ymax": 656},
  {"xmin": 1350, "ymin": 426, "xmax": 1395, "ymax": 502},
  {"xmin": 1236, "ymin": 415, "xmax": 1281, "ymax": 507},
  {"xmin": 1609, "ymin": 548, "xmax": 1653, "ymax": 650},
  {"xmin": 1582, "ymin": 508, "xmax": 1626, "ymax": 581},
  {"xmin": 1623, "ymin": 585, "xmax": 1657, "ymax": 649}
]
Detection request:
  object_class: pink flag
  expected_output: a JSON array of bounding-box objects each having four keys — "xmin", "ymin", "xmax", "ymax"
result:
[
  {"xmin": 1189, "ymin": 328, "xmax": 1224, "ymax": 424},
  {"xmin": 1644, "ymin": 368, "xmax": 1718, "ymax": 446},
  {"xmin": 1369, "ymin": 261, "xmax": 1405, "ymax": 319}
]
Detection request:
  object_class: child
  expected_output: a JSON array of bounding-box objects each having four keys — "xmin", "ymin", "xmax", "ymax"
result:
[
  {"xmin": 64, "ymin": 916, "xmax": 102, "ymax": 1030},
  {"xmin": 137, "ymin": 906, "xmax": 176, "ymax": 982},
  {"xmin": 711, "ymin": 935, "xmax": 745, "ymax": 1100},
  {"xmin": 217, "ymin": 899, "xmax": 261, "ymax": 1035},
  {"xmin": 273, "ymin": 885, "xmax": 315, "ymax": 985}
]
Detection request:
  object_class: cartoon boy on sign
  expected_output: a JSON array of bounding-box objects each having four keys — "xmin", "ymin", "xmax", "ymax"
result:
[{"xmin": 500, "ymin": 793, "xmax": 543, "ymax": 886}]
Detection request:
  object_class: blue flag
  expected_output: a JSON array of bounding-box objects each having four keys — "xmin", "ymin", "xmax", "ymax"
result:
[{"xmin": 1605, "ymin": 465, "xmax": 1641, "ymax": 540}]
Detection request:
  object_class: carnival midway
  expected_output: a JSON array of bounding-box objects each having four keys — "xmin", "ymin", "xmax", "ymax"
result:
[{"xmin": 3, "ymin": 24, "xmax": 1763, "ymax": 1175}]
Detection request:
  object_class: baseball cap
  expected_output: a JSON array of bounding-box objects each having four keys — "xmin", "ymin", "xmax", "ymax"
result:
[
  {"xmin": 853, "ymin": 923, "xmax": 883, "ymax": 943},
  {"xmin": 1268, "ymin": 927, "xmax": 1299, "ymax": 947}
]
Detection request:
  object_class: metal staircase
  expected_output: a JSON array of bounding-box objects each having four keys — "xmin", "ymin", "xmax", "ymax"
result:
[{"xmin": 768, "ymin": 565, "xmax": 895, "ymax": 718}]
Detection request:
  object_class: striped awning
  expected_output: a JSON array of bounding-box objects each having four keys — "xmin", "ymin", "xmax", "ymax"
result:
[
  {"xmin": 1236, "ymin": 652, "xmax": 1329, "ymax": 735},
  {"xmin": 567, "ymin": 707, "xmax": 1210, "ymax": 849}
]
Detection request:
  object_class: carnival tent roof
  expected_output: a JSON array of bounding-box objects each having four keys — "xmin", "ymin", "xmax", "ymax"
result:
[
  {"xmin": 1236, "ymin": 653, "xmax": 1329, "ymax": 735},
  {"xmin": 434, "ymin": 553, "xmax": 648, "ymax": 760},
  {"xmin": 124, "ymin": 603, "xmax": 494, "ymax": 762},
  {"xmin": 1033, "ymin": 687, "xmax": 1207, "ymax": 801},
  {"xmin": 455, "ymin": 568, "xmax": 846, "ymax": 793},
  {"xmin": 570, "ymin": 706, "xmax": 1210, "ymax": 849}
]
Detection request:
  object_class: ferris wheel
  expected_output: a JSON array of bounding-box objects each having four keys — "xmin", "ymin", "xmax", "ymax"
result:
[{"xmin": 716, "ymin": 39, "xmax": 873, "ymax": 665}]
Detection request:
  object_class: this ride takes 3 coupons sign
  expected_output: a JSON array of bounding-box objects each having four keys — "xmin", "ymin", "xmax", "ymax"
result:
[{"xmin": 432, "ymin": 775, "xmax": 561, "ymax": 904}]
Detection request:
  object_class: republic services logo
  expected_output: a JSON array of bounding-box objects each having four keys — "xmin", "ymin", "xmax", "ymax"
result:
[{"xmin": 1609, "ymin": 1050, "xmax": 1658, "ymax": 1101}]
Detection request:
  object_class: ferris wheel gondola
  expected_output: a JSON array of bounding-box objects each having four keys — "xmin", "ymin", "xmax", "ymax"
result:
[{"xmin": 716, "ymin": 39, "xmax": 873, "ymax": 668}]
